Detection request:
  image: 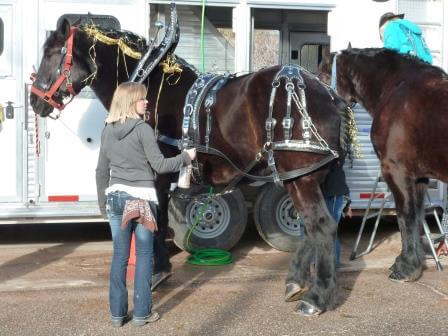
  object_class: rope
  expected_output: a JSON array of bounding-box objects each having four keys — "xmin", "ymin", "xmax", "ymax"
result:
[
  {"xmin": 185, "ymin": 187, "xmax": 233, "ymax": 266},
  {"xmin": 200, "ymin": 0, "xmax": 206, "ymax": 72},
  {"xmin": 153, "ymin": 72, "xmax": 165, "ymax": 131}
]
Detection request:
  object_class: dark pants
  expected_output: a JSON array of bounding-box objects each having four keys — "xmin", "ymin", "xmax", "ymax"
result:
[{"xmin": 324, "ymin": 195, "xmax": 344, "ymax": 265}]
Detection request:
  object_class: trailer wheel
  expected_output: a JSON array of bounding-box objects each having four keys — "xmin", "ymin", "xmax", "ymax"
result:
[
  {"xmin": 253, "ymin": 183, "xmax": 304, "ymax": 252},
  {"xmin": 168, "ymin": 186, "xmax": 247, "ymax": 251}
]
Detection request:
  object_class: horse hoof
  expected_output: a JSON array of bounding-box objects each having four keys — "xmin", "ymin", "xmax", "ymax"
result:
[
  {"xmin": 285, "ymin": 283, "xmax": 307, "ymax": 302},
  {"xmin": 389, "ymin": 263, "xmax": 397, "ymax": 272},
  {"xmin": 294, "ymin": 300, "xmax": 322, "ymax": 317},
  {"xmin": 388, "ymin": 271, "xmax": 406, "ymax": 283}
]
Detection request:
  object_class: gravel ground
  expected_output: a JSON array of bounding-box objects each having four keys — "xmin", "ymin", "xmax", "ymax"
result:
[{"xmin": 0, "ymin": 222, "xmax": 447, "ymax": 336}]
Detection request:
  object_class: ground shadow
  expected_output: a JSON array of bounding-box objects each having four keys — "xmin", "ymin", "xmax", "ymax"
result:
[
  {"xmin": 0, "ymin": 222, "xmax": 111, "ymax": 283},
  {"xmin": 0, "ymin": 243, "xmax": 81, "ymax": 282}
]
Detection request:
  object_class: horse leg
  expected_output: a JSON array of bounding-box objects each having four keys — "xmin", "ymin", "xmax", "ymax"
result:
[
  {"xmin": 382, "ymin": 170, "xmax": 426, "ymax": 282},
  {"xmin": 284, "ymin": 178, "xmax": 338, "ymax": 316}
]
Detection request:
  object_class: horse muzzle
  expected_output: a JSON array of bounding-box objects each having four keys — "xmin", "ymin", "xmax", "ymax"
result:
[{"xmin": 29, "ymin": 89, "xmax": 55, "ymax": 118}]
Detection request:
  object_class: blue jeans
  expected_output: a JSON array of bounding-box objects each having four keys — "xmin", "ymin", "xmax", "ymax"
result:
[
  {"xmin": 325, "ymin": 195, "xmax": 344, "ymax": 266},
  {"xmin": 106, "ymin": 191, "xmax": 157, "ymax": 322}
]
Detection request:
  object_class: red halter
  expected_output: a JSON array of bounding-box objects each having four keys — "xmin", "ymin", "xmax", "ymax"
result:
[{"xmin": 30, "ymin": 26, "xmax": 78, "ymax": 111}]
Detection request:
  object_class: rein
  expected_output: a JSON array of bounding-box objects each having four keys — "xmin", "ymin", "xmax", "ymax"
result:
[
  {"xmin": 31, "ymin": 27, "xmax": 78, "ymax": 113},
  {"xmin": 158, "ymin": 134, "xmax": 337, "ymax": 187}
]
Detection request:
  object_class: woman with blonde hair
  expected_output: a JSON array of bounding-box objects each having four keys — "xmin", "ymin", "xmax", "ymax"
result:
[{"xmin": 96, "ymin": 82, "xmax": 196, "ymax": 327}]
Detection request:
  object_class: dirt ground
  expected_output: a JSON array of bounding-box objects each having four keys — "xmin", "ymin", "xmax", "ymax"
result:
[{"xmin": 0, "ymin": 221, "xmax": 447, "ymax": 336}]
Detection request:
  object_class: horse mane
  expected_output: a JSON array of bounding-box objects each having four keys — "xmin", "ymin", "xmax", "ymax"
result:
[
  {"xmin": 43, "ymin": 30, "xmax": 66, "ymax": 52},
  {"xmin": 344, "ymin": 48, "xmax": 445, "ymax": 76}
]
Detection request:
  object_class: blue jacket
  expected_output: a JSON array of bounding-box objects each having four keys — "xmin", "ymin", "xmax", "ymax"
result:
[{"xmin": 383, "ymin": 19, "xmax": 433, "ymax": 64}]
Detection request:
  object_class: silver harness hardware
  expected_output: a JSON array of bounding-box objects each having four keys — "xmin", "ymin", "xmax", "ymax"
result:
[
  {"xmin": 265, "ymin": 65, "xmax": 338, "ymax": 186},
  {"xmin": 181, "ymin": 73, "xmax": 230, "ymax": 150},
  {"xmin": 128, "ymin": 2, "xmax": 180, "ymax": 84},
  {"xmin": 159, "ymin": 64, "xmax": 339, "ymax": 195}
]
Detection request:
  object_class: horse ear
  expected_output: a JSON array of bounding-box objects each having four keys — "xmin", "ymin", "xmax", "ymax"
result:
[
  {"xmin": 57, "ymin": 18, "xmax": 71, "ymax": 39},
  {"xmin": 347, "ymin": 42, "xmax": 352, "ymax": 50}
]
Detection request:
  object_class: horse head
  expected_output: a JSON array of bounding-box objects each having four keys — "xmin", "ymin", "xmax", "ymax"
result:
[
  {"xmin": 30, "ymin": 19, "xmax": 95, "ymax": 118},
  {"xmin": 30, "ymin": 2, "xmax": 180, "ymax": 119}
]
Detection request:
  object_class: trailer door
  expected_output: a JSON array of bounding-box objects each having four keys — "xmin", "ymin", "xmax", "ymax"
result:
[
  {"xmin": 0, "ymin": 1, "xmax": 23, "ymax": 204},
  {"xmin": 289, "ymin": 32, "xmax": 330, "ymax": 74},
  {"xmin": 33, "ymin": 1, "xmax": 147, "ymax": 216}
]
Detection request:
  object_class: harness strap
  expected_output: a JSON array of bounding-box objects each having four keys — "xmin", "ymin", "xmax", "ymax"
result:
[
  {"xmin": 210, "ymin": 149, "xmax": 266, "ymax": 197},
  {"xmin": 266, "ymin": 81, "xmax": 279, "ymax": 185},
  {"xmin": 205, "ymin": 112, "xmax": 212, "ymax": 152},
  {"xmin": 204, "ymin": 77, "xmax": 229, "ymax": 152},
  {"xmin": 182, "ymin": 73, "xmax": 224, "ymax": 148},
  {"xmin": 266, "ymin": 65, "xmax": 308, "ymax": 186},
  {"xmin": 194, "ymin": 143, "xmax": 336, "ymax": 183},
  {"xmin": 158, "ymin": 134, "xmax": 337, "ymax": 183},
  {"xmin": 266, "ymin": 86, "xmax": 277, "ymax": 143},
  {"xmin": 330, "ymin": 52, "xmax": 339, "ymax": 90},
  {"xmin": 283, "ymin": 83, "xmax": 294, "ymax": 140}
]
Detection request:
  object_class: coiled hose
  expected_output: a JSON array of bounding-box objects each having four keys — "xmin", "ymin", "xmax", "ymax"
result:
[{"xmin": 185, "ymin": 187, "xmax": 233, "ymax": 265}]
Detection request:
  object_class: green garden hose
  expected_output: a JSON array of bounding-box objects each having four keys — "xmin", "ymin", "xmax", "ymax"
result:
[
  {"xmin": 185, "ymin": 1, "xmax": 233, "ymax": 266},
  {"xmin": 185, "ymin": 187, "xmax": 233, "ymax": 265},
  {"xmin": 200, "ymin": 0, "xmax": 206, "ymax": 72}
]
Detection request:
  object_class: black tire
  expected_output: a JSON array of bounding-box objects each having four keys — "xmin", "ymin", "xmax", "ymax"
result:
[
  {"xmin": 253, "ymin": 183, "xmax": 304, "ymax": 252},
  {"xmin": 168, "ymin": 186, "xmax": 248, "ymax": 251}
]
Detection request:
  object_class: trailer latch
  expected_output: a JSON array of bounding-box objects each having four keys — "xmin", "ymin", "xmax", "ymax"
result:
[{"xmin": 5, "ymin": 102, "xmax": 14, "ymax": 119}]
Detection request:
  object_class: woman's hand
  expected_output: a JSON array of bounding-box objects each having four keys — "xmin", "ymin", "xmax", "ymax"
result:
[
  {"xmin": 186, "ymin": 148, "xmax": 197, "ymax": 160},
  {"xmin": 343, "ymin": 205, "xmax": 352, "ymax": 219}
]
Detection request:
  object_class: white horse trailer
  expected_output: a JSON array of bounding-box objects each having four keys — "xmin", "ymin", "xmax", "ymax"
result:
[
  {"xmin": 0, "ymin": 0, "xmax": 148, "ymax": 223},
  {"xmin": 0, "ymin": 0, "xmax": 446, "ymax": 251}
]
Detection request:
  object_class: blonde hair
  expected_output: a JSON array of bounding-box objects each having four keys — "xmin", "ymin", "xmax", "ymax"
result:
[{"xmin": 106, "ymin": 82, "xmax": 147, "ymax": 124}]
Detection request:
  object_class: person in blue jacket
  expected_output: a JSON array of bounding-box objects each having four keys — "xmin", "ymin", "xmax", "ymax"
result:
[{"xmin": 379, "ymin": 12, "xmax": 433, "ymax": 64}]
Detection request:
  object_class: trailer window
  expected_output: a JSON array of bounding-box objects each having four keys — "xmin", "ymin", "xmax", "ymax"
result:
[
  {"xmin": 151, "ymin": 4, "xmax": 235, "ymax": 73},
  {"xmin": 0, "ymin": 18, "xmax": 3, "ymax": 56},
  {"xmin": 56, "ymin": 14, "xmax": 120, "ymax": 30},
  {"xmin": 300, "ymin": 44, "xmax": 329, "ymax": 74}
]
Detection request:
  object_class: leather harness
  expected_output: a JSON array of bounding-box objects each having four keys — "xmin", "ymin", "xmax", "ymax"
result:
[{"xmin": 158, "ymin": 64, "xmax": 339, "ymax": 190}]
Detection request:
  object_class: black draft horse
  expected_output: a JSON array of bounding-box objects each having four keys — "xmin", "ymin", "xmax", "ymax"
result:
[
  {"xmin": 320, "ymin": 47, "xmax": 448, "ymax": 282},
  {"xmin": 30, "ymin": 15, "xmax": 350, "ymax": 315}
]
